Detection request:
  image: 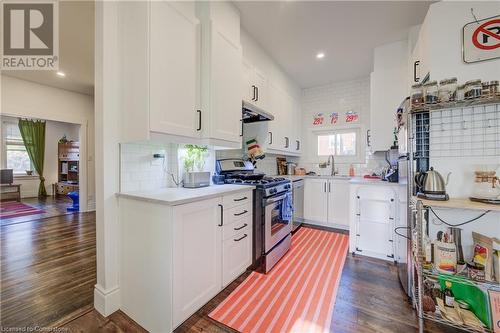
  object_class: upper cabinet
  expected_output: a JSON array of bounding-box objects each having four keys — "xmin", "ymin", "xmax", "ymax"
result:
[
  {"xmin": 242, "ymin": 59, "xmax": 269, "ymax": 112},
  {"xmin": 369, "ymin": 40, "xmax": 408, "ymax": 152},
  {"xmin": 119, "ymin": 1, "xmax": 242, "ymax": 148}
]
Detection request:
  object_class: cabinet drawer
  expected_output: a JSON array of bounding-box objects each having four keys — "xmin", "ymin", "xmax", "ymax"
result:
[
  {"xmin": 223, "ymin": 202, "xmax": 252, "ymax": 226},
  {"xmin": 223, "ymin": 191, "xmax": 252, "ymax": 209},
  {"xmin": 222, "ymin": 228, "xmax": 252, "ymax": 287},
  {"xmin": 222, "ymin": 216, "xmax": 251, "ymax": 241}
]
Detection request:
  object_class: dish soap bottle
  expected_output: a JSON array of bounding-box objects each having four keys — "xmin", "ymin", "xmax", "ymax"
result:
[
  {"xmin": 443, "ymin": 281, "xmax": 455, "ymax": 307},
  {"xmin": 349, "ymin": 164, "xmax": 355, "ymax": 177}
]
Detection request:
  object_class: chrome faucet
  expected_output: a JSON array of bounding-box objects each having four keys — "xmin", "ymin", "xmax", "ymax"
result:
[{"xmin": 327, "ymin": 155, "xmax": 338, "ymax": 176}]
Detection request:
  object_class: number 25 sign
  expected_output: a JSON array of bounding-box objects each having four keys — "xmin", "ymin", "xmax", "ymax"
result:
[{"xmin": 463, "ymin": 15, "xmax": 500, "ymax": 63}]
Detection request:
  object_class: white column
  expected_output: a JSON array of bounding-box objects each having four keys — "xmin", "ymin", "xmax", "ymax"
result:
[{"xmin": 94, "ymin": 0, "xmax": 121, "ymax": 316}]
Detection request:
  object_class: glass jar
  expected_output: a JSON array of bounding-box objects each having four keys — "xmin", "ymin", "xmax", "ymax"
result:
[
  {"xmin": 423, "ymin": 81, "xmax": 439, "ymax": 104},
  {"xmin": 464, "ymin": 79, "xmax": 482, "ymax": 100},
  {"xmin": 438, "ymin": 77, "xmax": 457, "ymax": 103},
  {"xmin": 411, "ymin": 83, "xmax": 424, "ymax": 107},
  {"xmin": 456, "ymin": 84, "xmax": 465, "ymax": 101},
  {"xmin": 490, "ymin": 80, "xmax": 499, "ymax": 97}
]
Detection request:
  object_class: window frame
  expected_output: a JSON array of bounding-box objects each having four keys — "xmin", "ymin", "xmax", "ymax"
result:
[
  {"xmin": 313, "ymin": 126, "xmax": 366, "ymax": 164},
  {"xmin": 1, "ymin": 119, "xmax": 35, "ymax": 176}
]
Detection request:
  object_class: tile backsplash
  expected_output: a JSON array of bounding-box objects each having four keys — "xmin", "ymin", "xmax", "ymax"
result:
[{"xmin": 120, "ymin": 143, "xmax": 179, "ymax": 192}]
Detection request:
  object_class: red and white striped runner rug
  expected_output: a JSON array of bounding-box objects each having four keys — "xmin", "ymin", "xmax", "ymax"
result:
[{"xmin": 209, "ymin": 227, "xmax": 349, "ymax": 333}]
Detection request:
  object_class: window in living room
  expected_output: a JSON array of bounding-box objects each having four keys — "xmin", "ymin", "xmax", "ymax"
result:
[{"xmin": 2, "ymin": 121, "xmax": 33, "ymax": 175}]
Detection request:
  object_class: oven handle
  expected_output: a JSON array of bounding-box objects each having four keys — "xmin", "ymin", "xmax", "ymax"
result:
[{"xmin": 264, "ymin": 192, "xmax": 289, "ymax": 205}]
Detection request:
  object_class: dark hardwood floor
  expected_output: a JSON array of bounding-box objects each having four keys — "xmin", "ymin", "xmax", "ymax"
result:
[
  {"xmin": 1, "ymin": 215, "xmax": 457, "ymax": 332},
  {"xmin": 1, "ymin": 196, "xmax": 75, "ymax": 226},
  {"xmin": 0, "ymin": 211, "xmax": 96, "ymax": 329}
]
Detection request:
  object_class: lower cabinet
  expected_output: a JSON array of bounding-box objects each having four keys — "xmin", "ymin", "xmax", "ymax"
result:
[
  {"xmin": 119, "ymin": 190, "xmax": 253, "ymax": 332},
  {"xmin": 303, "ymin": 178, "xmax": 350, "ymax": 229},
  {"xmin": 349, "ymin": 184, "xmax": 397, "ymax": 261},
  {"xmin": 172, "ymin": 197, "xmax": 222, "ymax": 327}
]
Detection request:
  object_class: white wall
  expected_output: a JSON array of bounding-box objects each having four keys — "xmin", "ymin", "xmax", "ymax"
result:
[
  {"xmin": 0, "ymin": 75, "xmax": 95, "ymax": 210},
  {"xmin": 1, "ymin": 116, "xmax": 80, "ymax": 198},
  {"xmin": 424, "ymin": 1, "xmax": 500, "ymax": 82},
  {"xmin": 298, "ymin": 77, "xmax": 387, "ymax": 176}
]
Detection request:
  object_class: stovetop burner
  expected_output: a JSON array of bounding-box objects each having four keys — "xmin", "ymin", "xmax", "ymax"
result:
[{"xmin": 225, "ymin": 176, "xmax": 289, "ymax": 188}]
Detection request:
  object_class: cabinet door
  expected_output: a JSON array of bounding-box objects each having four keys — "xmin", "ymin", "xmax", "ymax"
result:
[
  {"xmin": 327, "ymin": 180, "xmax": 350, "ymax": 228},
  {"xmin": 267, "ymin": 83, "xmax": 285, "ymax": 150},
  {"xmin": 172, "ymin": 197, "xmax": 222, "ymax": 327},
  {"xmin": 303, "ymin": 179, "xmax": 328, "ymax": 224},
  {"xmin": 149, "ymin": 2, "xmax": 200, "ymax": 138},
  {"xmin": 242, "ymin": 59, "xmax": 255, "ymax": 104},
  {"xmin": 209, "ymin": 25, "xmax": 243, "ymax": 144},
  {"xmin": 222, "ymin": 225, "xmax": 252, "ymax": 287},
  {"xmin": 354, "ymin": 189, "xmax": 395, "ymax": 260},
  {"xmin": 254, "ymin": 68, "xmax": 268, "ymax": 111}
]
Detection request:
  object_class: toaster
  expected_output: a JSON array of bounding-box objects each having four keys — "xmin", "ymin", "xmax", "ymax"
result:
[{"xmin": 183, "ymin": 172, "xmax": 211, "ymax": 188}]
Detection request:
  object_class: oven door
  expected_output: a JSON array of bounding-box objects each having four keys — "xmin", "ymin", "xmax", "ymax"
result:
[{"xmin": 264, "ymin": 192, "xmax": 292, "ymax": 253}]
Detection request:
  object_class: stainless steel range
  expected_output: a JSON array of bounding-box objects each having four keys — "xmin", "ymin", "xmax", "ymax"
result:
[{"xmin": 216, "ymin": 159, "xmax": 292, "ymax": 273}]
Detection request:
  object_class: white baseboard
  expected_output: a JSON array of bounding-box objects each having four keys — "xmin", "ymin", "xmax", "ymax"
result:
[{"xmin": 94, "ymin": 284, "xmax": 120, "ymax": 317}]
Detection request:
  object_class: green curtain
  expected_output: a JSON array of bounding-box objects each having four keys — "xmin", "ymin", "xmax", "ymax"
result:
[{"xmin": 18, "ymin": 119, "xmax": 47, "ymax": 197}]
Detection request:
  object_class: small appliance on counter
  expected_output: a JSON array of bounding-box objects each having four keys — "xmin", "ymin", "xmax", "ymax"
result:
[
  {"xmin": 382, "ymin": 146, "xmax": 400, "ymax": 183},
  {"xmin": 286, "ymin": 162, "xmax": 296, "ymax": 175},
  {"xmin": 183, "ymin": 171, "xmax": 211, "ymax": 188},
  {"xmin": 415, "ymin": 167, "xmax": 451, "ymax": 201}
]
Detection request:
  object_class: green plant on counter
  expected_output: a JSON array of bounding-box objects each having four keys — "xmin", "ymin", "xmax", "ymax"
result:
[{"xmin": 183, "ymin": 145, "xmax": 208, "ymax": 172}]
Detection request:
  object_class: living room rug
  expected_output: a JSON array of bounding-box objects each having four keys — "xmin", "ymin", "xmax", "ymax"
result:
[
  {"xmin": 0, "ymin": 201, "xmax": 46, "ymax": 220},
  {"xmin": 209, "ymin": 227, "xmax": 349, "ymax": 333}
]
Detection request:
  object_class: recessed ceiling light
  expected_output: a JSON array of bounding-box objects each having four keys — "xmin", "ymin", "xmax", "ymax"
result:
[
  {"xmin": 56, "ymin": 71, "xmax": 65, "ymax": 77},
  {"xmin": 316, "ymin": 52, "xmax": 325, "ymax": 59}
]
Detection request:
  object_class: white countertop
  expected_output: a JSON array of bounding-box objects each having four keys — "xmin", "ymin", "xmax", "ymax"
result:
[
  {"xmin": 117, "ymin": 184, "xmax": 255, "ymax": 206},
  {"xmin": 278, "ymin": 174, "xmax": 404, "ymax": 186}
]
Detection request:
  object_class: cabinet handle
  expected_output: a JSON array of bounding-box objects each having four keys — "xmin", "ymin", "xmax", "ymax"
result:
[
  {"xmin": 356, "ymin": 247, "xmax": 363, "ymax": 252},
  {"xmin": 252, "ymin": 85, "xmax": 256, "ymax": 101},
  {"xmin": 256, "ymin": 86, "xmax": 259, "ymax": 101},
  {"xmin": 324, "ymin": 182, "xmax": 327, "ymax": 192},
  {"xmin": 328, "ymin": 182, "xmax": 331, "ymax": 192},
  {"xmin": 234, "ymin": 196, "xmax": 247, "ymax": 202},
  {"xmin": 240, "ymin": 119, "xmax": 244, "ymax": 137},
  {"xmin": 296, "ymin": 140, "xmax": 300, "ymax": 151},
  {"xmin": 234, "ymin": 223, "xmax": 248, "ymax": 231},
  {"xmin": 285, "ymin": 137, "xmax": 289, "ymax": 148},
  {"xmin": 218, "ymin": 204, "xmax": 223, "ymax": 226},
  {"xmin": 197, "ymin": 110, "xmax": 202, "ymax": 131},
  {"xmin": 366, "ymin": 130, "xmax": 371, "ymax": 147},
  {"xmin": 234, "ymin": 234, "xmax": 248, "ymax": 242},
  {"xmin": 268, "ymin": 132, "xmax": 273, "ymax": 144},
  {"xmin": 414, "ymin": 60, "xmax": 420, "ymax": 83},
  {"xmin": 234, "ymin": 210, "xmax": 248, "ymax": 216}
]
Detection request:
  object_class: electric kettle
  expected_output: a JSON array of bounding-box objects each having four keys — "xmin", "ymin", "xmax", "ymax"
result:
[{"xmin": 415, "ymin": 167, "xmax": 451, "ymax": 200}]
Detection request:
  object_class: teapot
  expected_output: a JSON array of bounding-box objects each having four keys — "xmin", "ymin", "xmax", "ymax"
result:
[{"xmin": 415, "ymin": 167, "xmax": 451, "ymax": 195}]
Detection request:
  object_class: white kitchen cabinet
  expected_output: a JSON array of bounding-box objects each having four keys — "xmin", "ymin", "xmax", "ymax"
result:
[
  {"xmin": 222, "ymin": 220, "xmax": 252, "ymax": 287},
  {"xmin": 243, "ymin": 82, "xmax": 302, "ymax": 156},
  {"xmin": 119, "ymin": 189, "xmax": 253, "ymax": 332},
  {"xmin": 303, "ymin": 178, "xmax": 329, "ymax": 223},
  {"xmin": 119, "ymin": 1, "xmax": 242, "ymax": 148},
  {"xmin": 304, "ymin": 178, "xmax": 350, "ymax": 230},
  {"xmin": 149, "ymin": 1, "xmax": 200, "ymax": 139},
  {"xmin": 327, "ymin": 179, "xmax": 350, "ymax": 228},
  {"xmin": 349, "ymin": 184, "xmax": 397, "ymax": 261},
  {"xmin": 204, "ymin": 21, "xmax": 243, "ymax": 144},
  {"xmin": 242, "ymin": 58, "xmax": 269, "ymax": 112},
  {"xmin": 172, "ymin": 197, "xmax": 222, "ymax": 327},
  {"xmin": 369, "ymin": 40, "xmax": 408, "ymax": 152}
]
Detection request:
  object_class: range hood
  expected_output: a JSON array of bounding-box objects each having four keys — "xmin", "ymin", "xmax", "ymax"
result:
[{"xmin": 242, "ymin": 101, "xmax": 274, "ymax": 123}]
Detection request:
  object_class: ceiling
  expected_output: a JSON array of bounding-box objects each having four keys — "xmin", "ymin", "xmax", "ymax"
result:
[
  {"xmin": 4, "ymin": 1, "xmax": 94, "ymax": 95},
  {"xmin": 234, "ymin": 1, "xmax": 432, "ymax": 88}
]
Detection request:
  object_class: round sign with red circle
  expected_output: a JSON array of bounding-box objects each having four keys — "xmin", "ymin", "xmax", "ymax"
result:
[{"xmin": 472, "ymin": 18, "xmax": 500, "ymax": 50}]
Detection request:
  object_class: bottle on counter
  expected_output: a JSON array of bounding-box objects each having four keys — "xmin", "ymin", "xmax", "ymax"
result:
[
  {"xmin": 443, "ymin": 281, "xmax": 455, "ymax": 307},
  {"xmin": 349, "ymin": 164, "xmax": 355, "ymax": 177}
]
